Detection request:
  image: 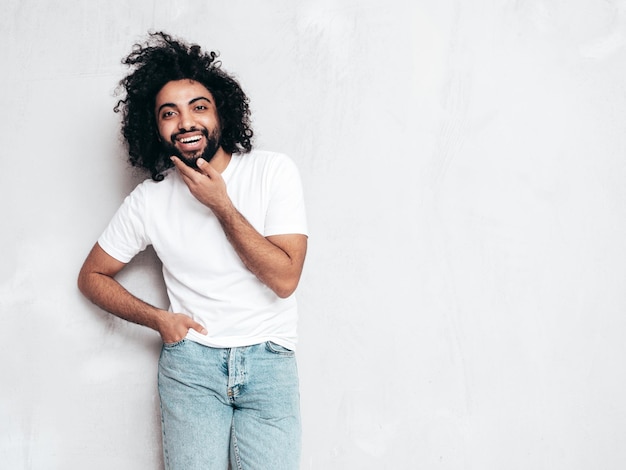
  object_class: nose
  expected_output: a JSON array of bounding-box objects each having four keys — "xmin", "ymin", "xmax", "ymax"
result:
[{"xmin": 178, "ymin": 110, "xmax": 195, "ymax": 131}]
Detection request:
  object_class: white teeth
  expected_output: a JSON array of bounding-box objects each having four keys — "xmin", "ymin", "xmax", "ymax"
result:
[{"xmin": 179, "ymin": 136, "xmax": 201, "ymax": 144}]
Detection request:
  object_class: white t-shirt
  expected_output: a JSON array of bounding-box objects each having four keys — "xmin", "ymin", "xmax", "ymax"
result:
[{"xmin": 98, "ymin": 150, "xmax": 308, "ymax": 350}]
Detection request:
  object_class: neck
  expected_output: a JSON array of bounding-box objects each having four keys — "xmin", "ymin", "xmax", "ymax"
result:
[{"xmin": 208, "ymin": 147, "xmax": 232, "ymax": 173}]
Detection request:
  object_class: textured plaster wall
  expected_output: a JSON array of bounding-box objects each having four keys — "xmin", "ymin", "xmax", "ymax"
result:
[{"xmin": 2, "ymin": 1, "xmax": 626, "ymax": 468}]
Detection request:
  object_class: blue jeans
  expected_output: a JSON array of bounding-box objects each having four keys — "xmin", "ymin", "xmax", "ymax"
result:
[{"xmin": 157, "ymin": 340, "xmax": 301, "ymax": 470}]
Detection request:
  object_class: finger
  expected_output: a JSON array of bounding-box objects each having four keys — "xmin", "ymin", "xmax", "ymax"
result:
[
  {"xmin": 171, "ymin": 156, "xmax": 188, "ymax": 170},
  {"xmin": 172, "ymin": 157, "xmax": 204, "ymax": 185},
  {"xmin": 196, "ymin": 158, "xmax": 218, "ymax": 178},
  {"xmin": 182, "ymin": 315, "xmax": 208, "ymax": 335},
  {"xmin": 170, "ymin": 156, "xmax": 187, "ymax": 174},
  {"xmin": 191, "ymin": 322, "xmax": 208, "ymax": 335}
]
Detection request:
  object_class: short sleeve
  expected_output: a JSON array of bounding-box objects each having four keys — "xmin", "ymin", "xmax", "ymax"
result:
[
  {"xmin": 97, "ymin": 184, "xmax": 151, "ymax": 263},
  {"xmin": 264, "ymin": 155, "xmax": 308, "ymax": 237}
]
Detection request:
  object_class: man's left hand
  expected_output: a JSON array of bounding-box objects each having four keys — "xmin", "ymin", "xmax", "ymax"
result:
[{"xmin": 171, "ymin": 156, "xmax": 232, "ymax": 212}]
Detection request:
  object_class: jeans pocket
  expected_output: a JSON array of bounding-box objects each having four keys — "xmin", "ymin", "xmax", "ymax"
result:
[
  {"xmin": 163, "ymin": 338, "xmax": 187, "ymax": 349},
  {"xmin": 265, "ymin": 341, "xmax": 295, "ymax": 357}
]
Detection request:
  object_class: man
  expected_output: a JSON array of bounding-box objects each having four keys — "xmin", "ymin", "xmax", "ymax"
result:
[{"xmin": 78, "ymin": 32, "xmax": 307, "ymax": 470}]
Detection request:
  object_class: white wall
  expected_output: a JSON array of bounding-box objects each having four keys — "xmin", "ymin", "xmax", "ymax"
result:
[{"xmin": 2, "ymin": 0, "xmax": 626, "ymax": 468}]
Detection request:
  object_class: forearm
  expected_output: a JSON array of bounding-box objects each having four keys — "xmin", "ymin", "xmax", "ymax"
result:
[
  {"xmin": 214, "ymin": 202, "xmax": 304, "ymax": 298},
  {"xmin": 78, "ymin": 270, "xmax": 167, "ymax": 332}
]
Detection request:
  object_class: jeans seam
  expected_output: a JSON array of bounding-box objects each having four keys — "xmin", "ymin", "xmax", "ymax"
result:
[
  {"xmin": 158, "ymin": 371, "xmax": 171, "ymax": 470},
  {"xmin": 231, "ymin": 423, "xmax": 243, "ymax": 470}
]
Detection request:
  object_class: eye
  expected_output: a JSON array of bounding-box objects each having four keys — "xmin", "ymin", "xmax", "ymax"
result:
[
  {"xmin": 194, "ymin": 104, "xmax": 208, "ymax": 111},
  {"xmin": 161, "ymin": 110, "xmax": 176, "ymax": 119}
]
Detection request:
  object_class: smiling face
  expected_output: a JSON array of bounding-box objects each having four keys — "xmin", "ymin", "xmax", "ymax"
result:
[{"xmin": 155, "ymin": 79, "xmax": 222, "ymax": 167}]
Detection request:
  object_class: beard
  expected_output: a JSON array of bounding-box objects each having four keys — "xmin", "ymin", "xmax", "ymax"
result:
[{"xmin": 162, "ymin": 127, "xmax": 221, "ymax": 170}]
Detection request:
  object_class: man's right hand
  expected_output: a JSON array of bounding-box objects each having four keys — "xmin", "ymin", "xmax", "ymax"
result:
[
  {"xmin": 79, "ymin": 243, "xmax": 209, "ymax": 344},
  {"xmin": 158, "ymin": 312, "xmax": 208, "ymax": 344}
]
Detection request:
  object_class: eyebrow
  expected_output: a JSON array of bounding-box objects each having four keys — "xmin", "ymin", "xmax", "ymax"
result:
[{"xmin": 157, "ymin": 96, "xmax": 212, "ymax": 114}]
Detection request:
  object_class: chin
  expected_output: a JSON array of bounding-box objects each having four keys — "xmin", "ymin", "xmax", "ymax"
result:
[{"xmin": 180, "ymin": 155, "xmax": 201, "ymax": 169}]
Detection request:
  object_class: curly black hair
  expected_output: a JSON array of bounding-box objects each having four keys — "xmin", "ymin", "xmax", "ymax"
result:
[{"xmin": 114, "ymin": 31, "xmax": 253, "ymax": 181}]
